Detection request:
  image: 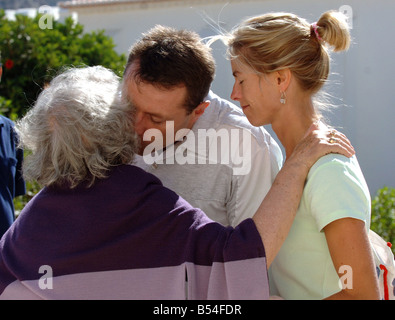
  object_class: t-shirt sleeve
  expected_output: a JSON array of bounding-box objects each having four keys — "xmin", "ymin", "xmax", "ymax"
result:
[
  {"xmin": 304, "ymin": 155, "xmax": 371, "ymax": 232},
  {"xmin": 185, "ymin": 214, "xmax": 269, "ymax": 299},
  {"xmin": 227, "ymin": 132, "xmax": 283, "ymax": 227}
]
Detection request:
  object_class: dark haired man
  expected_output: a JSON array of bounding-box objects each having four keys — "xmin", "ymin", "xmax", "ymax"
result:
[{"xmin": 123, "ymin": 26, "xmax": 283, "ymax": 227}]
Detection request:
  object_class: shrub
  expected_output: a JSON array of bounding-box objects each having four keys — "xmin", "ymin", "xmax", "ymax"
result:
[
  {"xmin": 13, "ymin": 180, "xmax": 41, "ymax": 217},
  {"xmin": 371, "ymin": 186, "xmax": 395, "ymax": 255},
  {"xmin": 0, "ymin": 10, "xmax": 126, "ymax": 119}
]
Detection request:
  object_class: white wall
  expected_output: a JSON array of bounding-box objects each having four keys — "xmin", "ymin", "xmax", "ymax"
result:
[{"xmin": 70, "ymin": 0, "xmax": 395, "ymax": 195}]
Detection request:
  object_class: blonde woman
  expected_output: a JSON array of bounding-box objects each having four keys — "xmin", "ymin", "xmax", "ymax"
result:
[{"xmin": 226, "ymin": 11, "xmax": 380, "ymax": 299}]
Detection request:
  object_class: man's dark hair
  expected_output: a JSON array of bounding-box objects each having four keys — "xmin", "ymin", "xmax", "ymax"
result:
[{"xmin": 124, "ymin": 25, "xmax": 216, "ymax": 114}]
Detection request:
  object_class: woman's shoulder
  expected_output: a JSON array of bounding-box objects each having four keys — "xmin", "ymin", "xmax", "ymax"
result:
[
  {"xmin": 306, "ymin": 153, "xmax": 370, "ymax": 202},
  {"xmin": 304, "ymin": 154, "xmax": 371, "ymax": 231},
  {"xmin": 309, "ymin": 154, "xmax": 361, "ymax": 178},
  {"xmin": 305, "ymin": 154, "xmax": 370, "ymax": 201}
]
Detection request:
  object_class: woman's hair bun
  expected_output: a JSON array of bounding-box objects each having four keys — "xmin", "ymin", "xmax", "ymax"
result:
[{"xmin": 315, "ymin": 10, "xmax": 350, "ymax": 52}]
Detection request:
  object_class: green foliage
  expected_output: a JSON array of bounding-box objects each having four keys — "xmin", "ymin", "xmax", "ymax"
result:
[
  {"xmin": 0, "ymin": 95, "xmax": 14, "ymax": 119},
  {"xmin": 0, "ymin": 10, "xmax": 126, "ymax": 118},
  {"xmin": 371, "ymin": 186, "xmax": 395, "ymax": 255},
  {"xmin": 13, "ymin": 180, "xmax": 41, "ymax": 217}
]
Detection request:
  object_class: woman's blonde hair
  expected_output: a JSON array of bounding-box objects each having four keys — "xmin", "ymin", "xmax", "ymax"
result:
[
  {"xmin": 227, "ymin": 10, "xmax": 350, "ymax": 94},
  {"xmin": 17, "ymin": 66, "xmax": 138, "ymax": 188}
]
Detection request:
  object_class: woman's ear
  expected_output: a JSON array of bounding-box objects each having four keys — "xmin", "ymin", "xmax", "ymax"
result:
[{"xmin": 276, "ymin": 68, "xmax": 292, "ymax": 92}]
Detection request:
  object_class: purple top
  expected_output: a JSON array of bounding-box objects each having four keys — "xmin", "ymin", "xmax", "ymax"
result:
[{"xmin": 0, "ymin": 165, "xmax": 268, "ymax": 299}]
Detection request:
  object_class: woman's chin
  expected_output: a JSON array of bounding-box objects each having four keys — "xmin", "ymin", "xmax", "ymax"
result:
[{"xmin": 245, "ymin": 114, "xmax": 265, "ymax": 127}]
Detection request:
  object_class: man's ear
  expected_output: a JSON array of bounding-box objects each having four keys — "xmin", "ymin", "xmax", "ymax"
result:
[
  {"xmin": 186, "ymin": 101, "xmax": 210, "ymax": 129},
  {"xmin": 193, "ymin": 100, "xmax": 210, "ymax": 119}
]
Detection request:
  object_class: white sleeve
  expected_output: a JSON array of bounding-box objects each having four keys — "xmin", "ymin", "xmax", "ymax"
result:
[{"xmin": 227, "ymin": 129, "xmax": 283, "ymax": 227}]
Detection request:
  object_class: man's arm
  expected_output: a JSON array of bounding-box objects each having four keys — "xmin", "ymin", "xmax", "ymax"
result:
[{"xmin": 252, "ymin": 125, "xmax": 355, "ymax": 267}]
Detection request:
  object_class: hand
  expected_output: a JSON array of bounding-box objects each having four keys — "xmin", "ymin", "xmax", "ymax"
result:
[{"xmin": 288, "ymin": 123, "xmax": 355, "ymax": 171}]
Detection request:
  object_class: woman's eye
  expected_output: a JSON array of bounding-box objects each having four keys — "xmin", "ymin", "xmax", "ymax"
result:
[{"xmin": 239, "ymin": 80, "xmax": 244, "ymax": 85}]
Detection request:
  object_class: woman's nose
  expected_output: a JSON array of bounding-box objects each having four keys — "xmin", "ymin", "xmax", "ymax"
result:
[{"xmin": 230, "ymin": 83, "xmax": 240, "ymax": 101}]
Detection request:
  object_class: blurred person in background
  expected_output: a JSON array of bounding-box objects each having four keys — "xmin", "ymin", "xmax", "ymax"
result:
[{"xmin": 0, "ymin": 51, "xmax": 25, "ymax": 238}]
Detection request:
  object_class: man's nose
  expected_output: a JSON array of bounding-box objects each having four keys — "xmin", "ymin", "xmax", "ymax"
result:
[{"xmin": 134, "ymin": 111, "xmax": 146, "ymax": 137}]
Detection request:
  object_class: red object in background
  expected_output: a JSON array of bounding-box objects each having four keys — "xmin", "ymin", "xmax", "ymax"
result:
[{"xmin": 4, "ymin": 59, "xmax": 14, "ymax": 70}]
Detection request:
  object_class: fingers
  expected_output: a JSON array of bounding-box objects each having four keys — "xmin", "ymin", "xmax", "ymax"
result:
[
  {"xmin": 289, "ymin": 126, "xmax": 356, "ymax": 172},
  {"xmin": 325, "ymin": 129, "xmax": 355, "ymax": 157}
]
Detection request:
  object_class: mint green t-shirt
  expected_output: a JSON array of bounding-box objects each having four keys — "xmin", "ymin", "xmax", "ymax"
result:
[{"xmin": 269, "ymin": 154, "xmax": 371, "ymax": 300}]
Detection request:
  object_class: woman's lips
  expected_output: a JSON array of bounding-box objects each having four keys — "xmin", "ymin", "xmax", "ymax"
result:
[{"xmin": 241, "ymin": 105, "xmax": 250, "ymax": 111}]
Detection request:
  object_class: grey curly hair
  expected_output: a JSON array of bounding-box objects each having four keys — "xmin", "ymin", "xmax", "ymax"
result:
[{"xmin": 17, "ymin": 66, "xmax": 138, "ymax": 188}]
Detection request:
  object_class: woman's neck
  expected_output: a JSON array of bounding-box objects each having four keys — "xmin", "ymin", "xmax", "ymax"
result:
[{"xmin": 272, "ymin": 97, "xmax": 321, "ymax": 159}]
